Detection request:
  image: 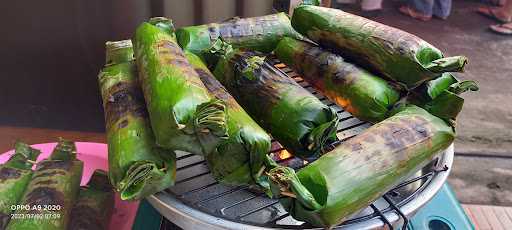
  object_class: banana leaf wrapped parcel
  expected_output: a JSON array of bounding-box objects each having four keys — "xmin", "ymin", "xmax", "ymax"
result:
[
  {"xmin": 7, "ymin": 139, "xmax": 83, "ymax": 230},
  {"xmin": 68, "ymin": 170, "xmax": 114, "ymax": 230},
  {"xmin": 291, "ymin": 5, "xmax": 468, "ymax": 89},
  {"xmin": 185, "ymin": 51, "xmax": 272, "ymax": 187},
  {"xmin": 275, "ymin": 37, "xmax": 401, "ymax": 122},
  {"xmin": 268, "ymin": 105, "xmax": 455, "ymax": 228},
  {"xmin": 302, "ymin": 0, "xmax": 321, "ymax": 5},
  {"xmin": 98, "ymin": 40, "xmax": 177, "ymax": 201},
  {"xmin": 408, "ymin": 73, "xmax": 478, "ymax": 123},
  {"xmin": 134, "ymin": 17, "xmax": 228, "ymax": 155},
  {"xmin": 0, "ymin": 142, "xmax": 40, "ymax": 229},
  {"xmin": 176, "ymin": 13, "xmax": 304, "ymax": 56},
  {"xmin": 212, "ymin": 45, "xmax": 339, "ymax": 159}
]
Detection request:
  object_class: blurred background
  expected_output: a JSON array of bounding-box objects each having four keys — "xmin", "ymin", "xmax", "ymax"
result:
[{"xmin": 0, "ymin": 0, "xmax": 276, "ymax": 133}]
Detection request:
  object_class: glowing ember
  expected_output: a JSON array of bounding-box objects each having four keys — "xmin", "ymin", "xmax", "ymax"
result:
[
  {"xmin": 274, "ymin": 63, "xmax": 286, "ymax": 68},
  {"xmin": 278, "ymin": 149, "xmax": 292, "ymax": 160}
]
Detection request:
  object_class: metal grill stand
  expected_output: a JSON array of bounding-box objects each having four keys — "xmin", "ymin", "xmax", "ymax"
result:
[{"xmin": 147, "ymin": 60, "xmax": 455, "ymax": 230}]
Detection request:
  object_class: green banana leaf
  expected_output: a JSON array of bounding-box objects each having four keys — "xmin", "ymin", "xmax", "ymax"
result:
[
  {"xmin": 301, "ymin": 0, "xmax": 321, "ymax": 5},
  {"xmin": 0, "ymin": 142, "xmax": 40, "ymax": 229},
  {"xmin": 133, "ymin": 17, "xmax": 228, "ymax": 156},
  {"xmin": 212, "ymin": 46, "xmax": 339, "ymax": 159},
  {"xmin": 98, "ymin": 40, "xmax": 177, "ymax": 201},
  {"xmin": 275, "ymin": 37, "xmax": 401, "ymax": 122},
  {"xmin": 68, "ymin": 170, "xmax": 114, "ymax": 230},
  {"xmin": 268, "ymin": 105, "xmax": 455, "ymax": 228},
  {"xmin": 408, "ymin": 73, "xmax": 479, "ymax": 123},
  {"xmin": 176, "ymin": 13, "xmax": 304, "ymax": 56},
  {"xmin": 291, "ymin": 5, "xmax": 468, "ymax": 89},
  {"xmin": 185, "ymin": 51, "xmax": 272, "ymax": 188},
  {"xmin": 7, "ymin": 139, "xmax": 83, "ymax": 230}
]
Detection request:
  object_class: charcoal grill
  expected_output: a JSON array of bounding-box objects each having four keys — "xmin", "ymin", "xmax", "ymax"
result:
[{"xmin": 147, "ymin": 59, "xmax": 454, "ymax": 230}]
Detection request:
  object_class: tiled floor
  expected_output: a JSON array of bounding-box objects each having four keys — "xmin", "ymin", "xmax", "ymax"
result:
[{"xmin": 463, "ymin": 204, "xmax": 512, "ymax": 230}]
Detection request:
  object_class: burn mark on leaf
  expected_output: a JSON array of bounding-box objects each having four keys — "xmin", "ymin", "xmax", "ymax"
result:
[
  {"xmin": 134, "ymin": 107, "xmax": 148, "ymax": 118},
  {"xmin": 413, "ymin": 124, "xmax": 429, "ymax": 138},
  {"xmin": 362, "ymin": 134, "xmax": 376, "ymax": 143},
  {"xmin": 104, "ymin": 81, "xmax": 147, "ymax": 128},
  {"xmin": 35, "ymin": 179, "xmax": 58, "ymax": 186},
  {"xmin": 375, "ymin": 117, "xmax": 432, "ymax": 152},
  {"xmin": 297, "ymin": 43, "xmax": 359, "ymax": 87},
  {"xmin": 69, "ymin": 206, "xmax": 105, "ymax": 230},
  {"xmin": 0, "ymin": 167, "xmax": 21, "ymax": 181},
  {"xmin": 315, "ymin": 37, "xmax": 378, "ymax": 75},
  {"xmin": 25, "ymin": 187, "xmax": 65, "ymax": 213},
  {"xmin": 0, "ymin": 212, "xmax": 9, "ymax": 229},
  {"xmin": 366, "ymin": 150, "xmax": 382, "ymax": 161},
  {"xmin": 212, "ymin": 14, "xmax": 281, "ymax": 41},
  {"xmin": 156, "ymin": 40, "xmax": 205, "ymax": 87},
  {"xmin": 196, "ymin": 68, "xmax": 232, "ymax": 102},
  {"xmin": 32, "ymin": 171, "xmax": 66, "ymax": 179},
  {"xmin": 351, "ymin": 143, "xmax": 363, "ymax": 152},
  {"xmin": 36, "ymin": 160, "xmax": 73, "ymax": 171},
  {"xmin": 118, "ymin": 119, "xmax": 129, "ymax": 129}
]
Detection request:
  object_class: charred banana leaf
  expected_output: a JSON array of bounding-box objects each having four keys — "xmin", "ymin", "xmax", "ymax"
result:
[
  {"xmin": 212, "ymin": 47, "xmax": 339, "ymax": 159},
  {"xmin": 7, "ymin": 139, "xmax": 83, "ymax": 230},
  {"xmin": 291, "ymin": 5, "xmax": 468, "ymax": 89},
  {"xmin": 98, "ymin": 40, "xmax": 176, "ymax": 201},
  {"xmin": 275, "ymin": 37, "xmax": 401, "ymax": 122},
  {"xmin": 133, "ymin": 17, "xmax": 228, "ymax": 155},
  {"xmin": 0, "ymin": 142, "xmax": 40, "ymax": 229},
  {"xmin": 176, "ymin": 13, "xmax": 303, "ymax": 56},
  {"xmin": 68, "ymin": 170, "xmax": 114, "ymax": 230},
  {"xmin": 268, "ymin": 105, "xmax": 455, "ymax": 228},
  {"xmin": 185, "ymin": 51, "xmax": 272, "ymax": 188},
  {"xmin": 408, "ymin": 73, "xmax": 478, "ymax": 123}
]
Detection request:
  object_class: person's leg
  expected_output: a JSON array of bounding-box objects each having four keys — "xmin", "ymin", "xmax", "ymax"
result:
[
  {"xmin": 503, "ymin": 0, "xmax": 512, "ymax": 15},
  {"xmin": 409, "ymin": 0, "xmax": 435, "ymax": 16},
  {"xmin": 432, "ymin": 0, "xmax": 452, "ymax": 19},
  {"xmin": 488, "ymin": 0, "xmax": 512, "ymax": 34},
  {"xmin": 399, "ymin": 0, "xmax": 433, "ymax": 21},
  {"xmin": 361, "ymin": 0, "xmax": 382, "ymax": 17},
  {"xmin": 361, "ymin": 0, "xmax": 382, "ymax": 11},
  {"xmin": 490, "ymin": 22, "xmax": 512, "ymax": 34},
  {"xmin": 477, "ymin": 0, "xmax": 512, "ymax": 22}
]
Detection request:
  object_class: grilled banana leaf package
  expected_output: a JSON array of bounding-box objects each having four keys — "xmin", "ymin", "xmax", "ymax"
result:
[
  {"xmin": 211, "ymin": 44, "xmax": 339, "ymax": 159},
  {"xmin": 291, "ymin": 5, "xmax": 468, "ymax": 89},
  {"xmin": 133, "ymin": 17, "xmax": 228, "ymax": 155},
  {"xmin": 176, "ymin": 13, "xmax": 304, "ymax": 56},
  {"xmin": 185, "ymin": 51, "xmax": 272, "ymax": 188},
  {"xmin": 68, "ymin": 170, "xmax": 114, "ymax": 230},
  {"xmin": 6, "ymin": 139, "xmax": 83, "ymax": 230},
  {"xmin": 275, "ymin": 37, "xmax": 401, "ymax": 122},
  {"xmin": 0, "ymin": 142, "xmax": 40, "ymax": 229},
  {"xmin": 98, "ymin": 40, "xmax": 177, "ymax": 201},
  {"xmin": 268, "ymin": 105, "xmax": 455, "ymax": 228},
  {"xmin": 408, "ymin": 73, "xmax": 478, "ymax": 123}
]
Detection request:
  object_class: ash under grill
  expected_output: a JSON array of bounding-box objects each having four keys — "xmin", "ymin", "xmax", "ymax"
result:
[{"xmin": 147, "ymin": 59, "xmax": 453, "ymax": 230}]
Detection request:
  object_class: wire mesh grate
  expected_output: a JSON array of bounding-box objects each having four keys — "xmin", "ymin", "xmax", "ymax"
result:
[{"xmin": 160, "ymin": 59, "xmax": 449, "ymax": 229}]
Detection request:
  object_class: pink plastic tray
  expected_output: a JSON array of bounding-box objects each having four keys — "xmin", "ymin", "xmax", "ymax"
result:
[{"xmin": 0, "ymin": 142, "xmax": 140, "ymax": 230}]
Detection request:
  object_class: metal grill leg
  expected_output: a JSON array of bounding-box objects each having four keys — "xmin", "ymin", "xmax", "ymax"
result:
[
  {"xmin": 383, "ymin": 195, "xmax": 409, "ymax": 230},
  {"xmin": 371, "ymin": 204, "xmax": 394, "ymax": 230}
]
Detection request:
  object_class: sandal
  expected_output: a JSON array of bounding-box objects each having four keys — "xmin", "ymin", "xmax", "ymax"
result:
[
  {"xmin": 476, "ymin": 7, "xmax": 511, "ymax": 23},
  {"xmin": 399, "ymin": 6, "xmax": 432, "ymax": 21},
  {"xmin": 490, "ymin": 23, "xmax": 512, "ymax": 35}
]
